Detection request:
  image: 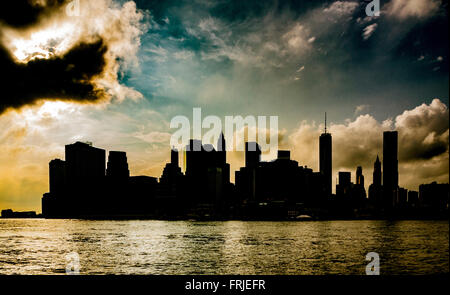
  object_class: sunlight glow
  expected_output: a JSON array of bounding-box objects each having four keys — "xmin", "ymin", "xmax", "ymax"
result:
[{"xmin": 4, "ymin": 22, "xmax": 78, "ymax": 63}]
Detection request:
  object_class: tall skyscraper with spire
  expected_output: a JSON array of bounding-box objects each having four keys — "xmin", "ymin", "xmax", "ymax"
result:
[
  {"xmin": 217, "ymin": 132, "xmax": 226, "ymax": 165},
  {"xmin": 217, "ymin": 132, "xmax": 230, "ymax": 185},
  {"xmin": 369, "ymin": 155, "xmax": 383, "ymax": 207},
  {"xmin": 356, "ymin": 166, "xmax": 364, "ymax": 187},
  {"xmin": 319, "ymin": 113, "xmax": 332, "ymax": 196},
  {"xmin": 373, "ymin": 155, "xmax": 381, "ymax": 187}
]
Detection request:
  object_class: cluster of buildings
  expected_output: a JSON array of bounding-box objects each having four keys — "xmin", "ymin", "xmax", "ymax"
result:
[
  {"xmin": 41, "ymin": 123, "xmax": 449, "ymax": 219},
  {"xmin": 1, "ymin": 209, "xmax": 39, "ymax": 218}
]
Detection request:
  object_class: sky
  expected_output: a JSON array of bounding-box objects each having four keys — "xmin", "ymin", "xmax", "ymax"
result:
[{"xmin": 0, "ymin": 0, "xmax": 448, "ymax": 211}]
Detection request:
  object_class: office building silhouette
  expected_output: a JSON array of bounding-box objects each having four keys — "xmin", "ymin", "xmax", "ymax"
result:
[
  {"xmin": 373, "ymin": 155, "xmax": 381, "ymax": 187},
  {"xmin": 356, "ymin": 166, "xmax": 364, "ymax": 187},
  {"xmin": 383, "ymin": 131, "xmax": 398, "ymax": 208},
  {"xmin": 49, "ymin": 159, "xmax": 66, "ymax": 195},
  {"xmin": 419, "ymin": 182, "xmax": 449, "ymax": 212},
  {"xmin": 336, "ymin": 171, "xmax": 351, "ymax": 196},
  {"xmin": 183, "ymin": 136, "xmax": 231, "ymax": 208},
  {"xmin": 106, "ymin": 151, "xmax": 129, "ymax": 178},
  {"xmin": 245, "ymin": 142, "xmax": 261, "ymax": 168},
  {"xmin": 368, "ymin": 155, "xmax": 383, "ymax": 207},
  {"xmin": 159, "ymin": 148, "xmax": 183, "ymax": 197},
  {"xmin": 355, "ymin": 166, "xmax": 366, "ymax": 200},
  {"xmin": 319, "ymin": 113, "xmax": 332, "ymax": 196},
  {"xmin": 65, "ymin": 141, "xmax": 105, "ymax": 189},
  {"xmin": 236, "ymin": 143, "xmax": 327, "ymax": 219}
]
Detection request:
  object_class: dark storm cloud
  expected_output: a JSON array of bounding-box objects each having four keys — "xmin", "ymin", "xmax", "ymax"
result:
[
  {"xmin": 0, "ymin": 39, "xmax": 108, "ymax": 114},
  {"xmin": 0, "ymin": 0, "xmax": 68, "ymax": 28},
  {"xmin": 0, "ymin": 0, "xmax": 110, "ymax": 114}
]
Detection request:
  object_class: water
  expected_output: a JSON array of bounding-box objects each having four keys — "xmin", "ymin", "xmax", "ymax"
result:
[{"xmin": 0, "ymin": 219, "xmax": 448, "ymax": 275}]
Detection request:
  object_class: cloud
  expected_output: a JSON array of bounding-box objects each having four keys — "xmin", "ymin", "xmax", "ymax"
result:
[
  {"xmin": 173, "ymin": 50, "xmax": 194, "ymax": 60},
  {"xmin": 145, "ymin": 45, "xmax": 168, "ymax": 63},
  {"xmin": 134, "ymin": 131, "xmax": 172, "ymax": 144},
  {"xmin": 283, "ymin": 23, "xmax": 312, "ymax": 52},
  {"xmin": 288, "ymin": 99, "xmax": 449, "ymax": 192},
  {"xmin": 178, "ymin": 1, "xmax": 361, "ymax": 70},
  {"xmin": 395, "ymin": 98, "xmax": 449, "ymax": 161},
  {"xmin": 0, "ymin": 39, "xmax": 108, "ymax": 114},
  {"xmin": 385, "ymin": 0, "xmax": 441, "ymax": 19},
  {"xmin": 0, "ymin": 0, "xmax": 67, "ymax": 29},
  {"xmin": 355, "ymin": 104, "xmax": 370, "ymax": 115},
  {"xmin": 323, "ymin": 1, "xmax": 359, "ymax": 16},
  {"xmin": 362, "ymin": 23, "xmax": 377, "ymax": 40},
  {"xmin": 0, "ymin": 0, "xmax": 147, "ymax": 115}
]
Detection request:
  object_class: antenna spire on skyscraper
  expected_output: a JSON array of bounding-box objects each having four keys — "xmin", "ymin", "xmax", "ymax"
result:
[{"xmin": 324, "ymin": 112, "xmax": 327, "ymax": 134}]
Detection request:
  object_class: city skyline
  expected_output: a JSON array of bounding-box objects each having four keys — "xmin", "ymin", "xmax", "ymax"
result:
[
  {"xmin": 1, "ymin": 100, "xmax": 449, "ymax": 212},
  {"xmin": 36, "ymin": 125, "xmax": 448, "ymax": 219},
  {"xmin": 35, "ymin": 120, "xmax": 450, "ymax": 194},
  {"xmin": 0, "ymin": 0, "xmax": 449, "ymax": 211}
]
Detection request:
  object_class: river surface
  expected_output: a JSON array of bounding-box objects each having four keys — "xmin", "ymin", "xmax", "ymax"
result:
[{"xmin": 0, "ymin": 219, "xmax": 448, "ymax": 275}]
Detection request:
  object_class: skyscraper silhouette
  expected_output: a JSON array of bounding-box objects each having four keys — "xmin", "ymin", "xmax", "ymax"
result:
[
  {"xmin": 245, "ymin": 142, "xmax": 261, "ymax": 168},
  {"xmin": 65, "ymin": 141, "xmax": 105, "ymax": 189},
  {"xmin": 383, "ymin": 131, "xmax": 398, "ymax": 208},
  {"xmin": 373, "ymin": 155, "xmax": 381, "ymax": 187},
  {"xmin": 217, "ymin": 133, "xmax": 230, "ymax": 186},
  {"xmin": 368, "ymin": 155, "xmax": 383, "ymax": 207},
  {"xmin": 217, "ymin": 132, "xmax": 226, "ymax": 163},
  {"xmin": 338, "ymin": 172, "xmax": 351, "ymax": 189},
  {"xmin": 319, "ymin": 113, "xmax": 332, "ymax": 196},
  {"xmin": 159, "ymin": 148, "xmax": 184, "ymax": 199},
  {"xmin": 355, "ymin": 166, "xmax": 367, "ymax": 202},
  {"xmin": 49, "ymin": 159, "xmax": 66, "ymax": 194},
  {"xmin": 171, "ymin": 148, "xmax": 179, "ymax": 167},
  {"xmin": 106, "ymin": 151, "xmax": 129, "ymax": 178},
  {"xmin": 356, "ymin": 166, "xmax": 364, "ymax": 187}
]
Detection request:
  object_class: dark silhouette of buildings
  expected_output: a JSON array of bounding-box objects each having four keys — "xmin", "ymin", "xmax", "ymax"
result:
[
  {"xmin": 319, "ymin": 113, "xmax": 332, "ymax": 196},
  {"xmin": 235, "ymin": 142, "xmax": 261, "ymax": 202},
  {"xmin": 156, "ymin": 148, "xmax": 188, "ymax": 216},
  {"xmin": 1, "ymin": 209, "xmax": 37, "ymax": 218},
  {"xmin": 368, "ymin": 155, "xmax": 383, "ymax": 207},
  {"xmin": 373, "ymin": 155, "xmax": 382, "ymax": 186},
  {"xmin": 419, "ymin": 182, "xmax": 449, "ymax": 213},
  {"xmin": 335, "ymin": 169, "xmax": 367, "ymax": 213},
  {"xmin": 65, "ymin": 141, "xmax": 105, "ymax": 189},
  {"xmin": 184, "ymin": 136, "xmax": 231, "ymax": 209},
  {"xmin": 43, "ymin": 141, "xmax": 157, "ymax": 218},
  {"xmin": 40, "ymin": 126, "xmax": 448, "ymax": 220},
  {"xmin": 356, "ymin": 166, "xmax": 364, "ymax": 187},
  {"xmin": 49, "ymin": 159, "xmax": 66, "ymax": 195},
  {"xmin": 245, "ymin": 142, "xmax": 261, "ymax": 168},
  {"xmin": 236, "ymin": 144, "xmax": 327, "ymax": 219},
  {"xmin": 106, "ymin": 151, "xmax": 129, "ymax": 178},
  {"xmin": 159, "ymin": 148, "xmax": 183, "ymax": 197},
  {"xmin": 336, "ymin": 171, "xmax": 351, "ymax": 196},
  {"xmin": 408, "ymin": 190, "xmax": 419, "ymax": 208},
  {"xmin": 354, "ymin": 166, "xmax": 367, "ymax": 200},
  {"xmin": 383, "ymin": 131, "xmax": 398, "ymax": 209},
  {"xmin": 397, "ymin": 187, "xmax": 408, "ymax": 208}
]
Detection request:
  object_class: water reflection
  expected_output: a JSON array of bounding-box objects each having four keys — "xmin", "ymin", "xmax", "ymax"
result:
[{"xmin": 0, "ymin": 219, "xmax": 448, "ymax": 274}]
